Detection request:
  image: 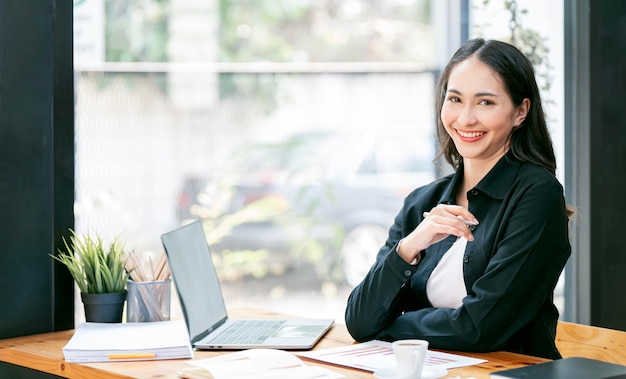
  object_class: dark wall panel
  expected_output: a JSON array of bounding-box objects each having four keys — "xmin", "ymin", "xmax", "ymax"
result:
[
  {"xmin": 588, "ymin": 0, "xmax": 626, "ymax": 329},
  {"xmin": 0, "ymin": 0, "xmax": 74, "ymax": 338},
  {"xmin": 52, "ymin": 0, "xmax": 77, "ymax": 333}
]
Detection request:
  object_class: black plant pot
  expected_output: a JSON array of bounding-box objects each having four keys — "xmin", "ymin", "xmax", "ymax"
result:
[{"xmin": 81, "ymin": 291, "xmax": 127, "ymax": 323}]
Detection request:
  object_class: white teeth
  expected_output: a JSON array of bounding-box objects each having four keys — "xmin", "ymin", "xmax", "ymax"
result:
[{"xmin": 457, "ymin": 130, "xmax": 485, "ymax": 138}]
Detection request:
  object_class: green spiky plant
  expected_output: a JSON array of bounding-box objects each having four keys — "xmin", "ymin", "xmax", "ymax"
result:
[{"xmin": 51, "ymin": 230, "xmax": 129, "ymax": 294}]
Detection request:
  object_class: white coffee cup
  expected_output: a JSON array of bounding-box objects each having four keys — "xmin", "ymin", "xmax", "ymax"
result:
[{"xmin": 392, "ymin": 339, "xmax": 429, "ymax": 378}]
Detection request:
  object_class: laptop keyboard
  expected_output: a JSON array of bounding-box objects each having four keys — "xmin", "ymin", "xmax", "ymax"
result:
[{"xmin": 207, "ymin": 319, "xmax": 285, "ymax": 345}]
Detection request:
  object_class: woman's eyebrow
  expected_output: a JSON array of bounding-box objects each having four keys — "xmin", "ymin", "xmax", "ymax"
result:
[
  {"xmin": 447, "ymin": 88, "xmax": 498, "ymax": 97},
  {"xmin": 474, "ymin": 91, "xmax": 498, "ymax": 97}
]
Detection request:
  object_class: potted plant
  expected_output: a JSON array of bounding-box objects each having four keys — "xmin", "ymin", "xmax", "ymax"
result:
[{"xmin": 51, "ymin": 229, "xmax": 130, "ymax": 323}]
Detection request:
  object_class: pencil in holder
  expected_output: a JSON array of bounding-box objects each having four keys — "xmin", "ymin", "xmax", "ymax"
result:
[{"xmin": 126, "ymin": 279, "xmax": 171, "ymax": 322}]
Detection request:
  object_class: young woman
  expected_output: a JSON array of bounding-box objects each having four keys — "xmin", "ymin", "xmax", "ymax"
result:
[{"xmin": 344, "ymin": 38, "xmax": 571, "ymax": 360}]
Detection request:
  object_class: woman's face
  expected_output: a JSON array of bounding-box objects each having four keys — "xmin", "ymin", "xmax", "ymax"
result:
[{"xmin": 440, "ymin": 56, "xmax": 529, "ymax": 166}]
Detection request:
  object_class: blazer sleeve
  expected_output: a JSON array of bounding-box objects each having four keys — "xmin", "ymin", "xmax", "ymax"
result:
[
  {"xmin": 345, "ymin": 178, "xmax": 571, "ymax": 351},
  {"xmin": 344, "ymin": 198, "xmax": 421, "ymax": 342}
]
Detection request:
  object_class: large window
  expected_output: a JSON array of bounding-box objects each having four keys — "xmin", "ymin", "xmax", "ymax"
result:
[
  {"xmin": 74, "ymin": 0, "xmax": 568, "ymax": 324},
  {"xmin": 74, "ymin": 0, "xmax": 436, "ymax": 323}
]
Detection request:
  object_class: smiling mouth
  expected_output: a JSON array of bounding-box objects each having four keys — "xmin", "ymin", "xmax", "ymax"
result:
[{"xmin": 456, "ymin": 130, "xmax": 486, "ymax": 138}]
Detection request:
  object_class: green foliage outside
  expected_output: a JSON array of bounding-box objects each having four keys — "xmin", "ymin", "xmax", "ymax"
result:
[
  {"xmin": 105, "ymin": 0, "xmax": 169, "ymax": 62},
  {"xmin": 104, "ymin": 0, "xmax": 432, "ymax": 63},
  {"xmin": 218, "ymin": 0, "xmax": 431, "ymax": 63},
  {"xmin": 187, "ymin": 147, "xmax": 345, "ymax": 282}
]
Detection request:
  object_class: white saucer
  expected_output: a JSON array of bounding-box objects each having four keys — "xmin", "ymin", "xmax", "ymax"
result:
[{"xmin": 373, "ymin": 366, "xmax": 448, "ymax": 379}]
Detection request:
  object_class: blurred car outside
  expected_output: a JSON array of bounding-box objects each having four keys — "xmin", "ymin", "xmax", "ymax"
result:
[{"xmin": 176, "ymin": 129, "xmax": 436, "ymax": 287}]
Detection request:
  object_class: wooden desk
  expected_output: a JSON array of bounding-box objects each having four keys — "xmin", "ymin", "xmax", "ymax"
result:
[{"xmin": 0, "ymin": 308, "xmax": 548, "ymax": 379}]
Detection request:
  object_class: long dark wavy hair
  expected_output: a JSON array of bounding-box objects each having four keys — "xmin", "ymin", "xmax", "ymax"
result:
[{"xmin": 434, "ymin": 38, "xmax": 557, "ymax": 175}]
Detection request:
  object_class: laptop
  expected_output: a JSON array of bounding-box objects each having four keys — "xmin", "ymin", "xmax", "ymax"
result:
[{"xmin": 160, "ymin": 220, "xmax": 335, "ymax": 350}]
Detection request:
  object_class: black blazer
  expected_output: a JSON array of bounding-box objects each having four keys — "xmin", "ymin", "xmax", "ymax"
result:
[{"xmin": 345, "ymin": 152, "xmax": 571, "ymax": 359}]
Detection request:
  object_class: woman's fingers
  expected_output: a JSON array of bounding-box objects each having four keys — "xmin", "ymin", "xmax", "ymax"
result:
[
  {"xmin": 422, "ymin": 206, "xmax": 478, "ymax": 241},
  {"xmin": 429, "ymin": 204, "xmax": 478, "ymax": 224},
  {"xmin": 402, "ymin": 205, "xmax": 479, "ymax": 255}
]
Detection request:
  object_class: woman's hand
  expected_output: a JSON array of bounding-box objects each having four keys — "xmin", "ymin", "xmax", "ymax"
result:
[{"xmin": 396, "ymin": 204, "xmax": 478, "ymax": 264}]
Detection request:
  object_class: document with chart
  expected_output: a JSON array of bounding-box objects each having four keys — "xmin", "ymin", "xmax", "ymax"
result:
[{"xmin": 297, "ymin": 340, "xmax": 486, "ymax": 372}]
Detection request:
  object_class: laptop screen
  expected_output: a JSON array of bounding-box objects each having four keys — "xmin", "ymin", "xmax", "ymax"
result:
[{"xmin": 161, "ymin": 220, "xmax": 228, "ymax": 343}]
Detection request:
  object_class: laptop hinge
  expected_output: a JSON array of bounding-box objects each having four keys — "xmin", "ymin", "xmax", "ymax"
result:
[{"xmin": 193, "ymin": 316, "xmax": 228, "ymax": 344}]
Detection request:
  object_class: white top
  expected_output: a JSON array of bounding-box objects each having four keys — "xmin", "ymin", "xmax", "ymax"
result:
[{"xmin": 426, "ymin": 237, "xmax": 468, "ymax": 309}]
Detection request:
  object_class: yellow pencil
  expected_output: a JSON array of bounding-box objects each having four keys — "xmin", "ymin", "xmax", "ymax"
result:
[{"xmin": 107, "ymin": 353, "xmax": 156, "ymax": 360}]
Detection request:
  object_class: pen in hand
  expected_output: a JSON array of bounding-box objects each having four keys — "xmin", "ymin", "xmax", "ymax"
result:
[{"xmin": 422, "ymin": 212, "xmax": 479, "ymax": 231}]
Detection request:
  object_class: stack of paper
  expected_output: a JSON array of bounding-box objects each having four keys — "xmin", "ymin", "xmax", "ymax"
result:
[
  {"xmin": 179, "ymin": 349, "xmax": 343, "ymax": 379},
  {"xmin": 63, "ymin": 320, "xmax": 194, "ymax": 362}
]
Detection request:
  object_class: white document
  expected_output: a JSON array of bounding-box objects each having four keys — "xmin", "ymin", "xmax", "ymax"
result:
[
  {"xmin": 297, "ymin": 340, "xmax": 487, "ymax": 372},
  {"xmin": 63, "ymin": 320, "xmax": 193, "ymax": 362},
  {"xmin": 181, "ymin": 349, "xmax": 343, "ymax": 379}
]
